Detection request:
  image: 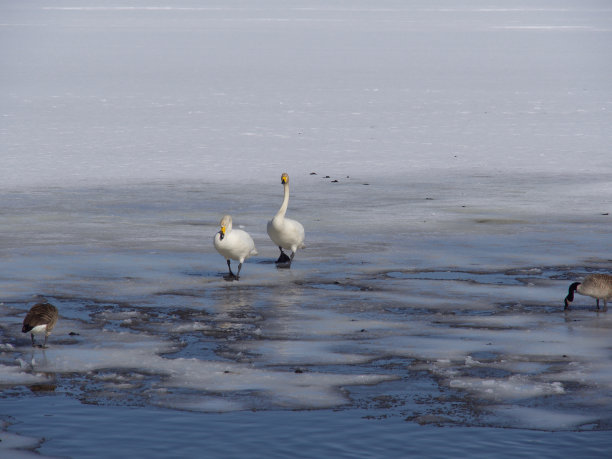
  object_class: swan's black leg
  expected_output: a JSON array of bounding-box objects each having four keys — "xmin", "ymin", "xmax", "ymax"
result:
[
  {"xmin": 596, "ymin": 299, "xmax": 600, "ymax": 310},
  {"xmin": 276, "ymin": 247, "xmax": 291, "ymax": 264},
  {"xmin": 236, "ymin": 262, "xmax": 243, "ymax": 280},
  {"xmin": 30, "ymin": 333, "xmax": 35, "ymax": 347},
  {"xmin": 226, "ymin": 259, "xmax": 236, "ymax": 278}
]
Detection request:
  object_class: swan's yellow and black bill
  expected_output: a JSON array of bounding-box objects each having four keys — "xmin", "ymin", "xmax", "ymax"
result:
[{"xmin": 219, "ymin": 226, "xmax": 226, "ymax": 240}]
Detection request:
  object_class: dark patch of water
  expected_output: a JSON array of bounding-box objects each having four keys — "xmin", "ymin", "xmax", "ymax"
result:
[
  {"xmin": 385, "ymin": 270, "xmax": 523, "ymax": 285},
  {"xmin": 300, "ymin": 281, "xmax": 365, "ymax": 292},
  {"xmin": 4, "ymin": 395, "xmax": 612, "ymax": 459}
]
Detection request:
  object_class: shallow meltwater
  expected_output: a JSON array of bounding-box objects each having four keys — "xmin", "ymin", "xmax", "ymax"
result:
[
  {"xmin": 385, "ymin": 267, "xmax": 612, "ymax": 286},
  {"xmin": 1, "ymin": 179, "xmax": 611, "ymax": 457}
]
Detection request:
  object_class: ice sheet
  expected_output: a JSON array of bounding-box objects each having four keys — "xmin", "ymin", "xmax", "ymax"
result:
[
  {"xmin": 2, "ymin": 1, "xmax": 611, "ymax": 190},
  {"xmin": 0, "ymin": 429, "xmax": 49, "ymax": 459}
]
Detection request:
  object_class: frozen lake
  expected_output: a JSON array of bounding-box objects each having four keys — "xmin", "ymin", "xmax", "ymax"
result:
[{"xmin": 1, "ymin": 1, "xmax": 612, "ymax": 457}]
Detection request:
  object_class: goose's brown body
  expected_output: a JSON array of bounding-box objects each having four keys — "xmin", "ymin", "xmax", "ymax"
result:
[
  {"xmin": 564, "ymin": 274, "xmax": 612, "ymax": 311},
  {"xmin": 22, "ymin": 302, "xmax": 59, "ymax": 347}
]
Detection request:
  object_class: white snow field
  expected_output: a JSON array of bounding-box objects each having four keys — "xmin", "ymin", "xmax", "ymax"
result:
[{"xmin": 1, "ymin": 0, "xmax": 612, "ymax": 455}]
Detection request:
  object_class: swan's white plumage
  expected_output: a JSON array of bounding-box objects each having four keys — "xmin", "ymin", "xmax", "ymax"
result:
[
  {"xmin": 267, "ymin": 172, "xmax": 305, "ymax": 261},
  {"xmin": 213, "ymin": 215, "xmax": 257, "ymax": 278}
]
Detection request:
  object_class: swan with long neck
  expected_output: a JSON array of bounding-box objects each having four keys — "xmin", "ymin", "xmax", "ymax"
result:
[
  {"xmin": 213, "ymin": 215, "xmax": 258, "ymax": 280},
  {"xmin": 267, "ymin": 172, "xmax": 305, "ymax": 265},
  {"xmin": 564, "ymin": 274, "xmax": 612, "ymax": 311}
]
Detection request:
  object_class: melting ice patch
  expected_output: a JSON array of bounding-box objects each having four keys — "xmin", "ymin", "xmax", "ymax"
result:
[
  {"xmin": 2, "ymin": 250, "xmax": 612, "ymax": 430},
  {"xmin": 0, "ymin": 428, "xmax": 53, "ymax": 459},
  {"xmin": 1, "ymin": 317, "xmax": 394, "ymax": 412},
  {"xmin": 0, "ymin": 364, "xmax": 50, "ymax": 386},
  {"xmin": 161, "ymin": 359, "xmax": 391, "ymax": 410},
  {"xmin": 493, "ymin": 406, "xmax": 601, "ymax": 431},
  {"xmin": 231, "ymin": 340, "xmax": 374, "ymax": 365},
  {"xmin": 449, "ymin": 376, "xmax": 565, "ymax": 400}
]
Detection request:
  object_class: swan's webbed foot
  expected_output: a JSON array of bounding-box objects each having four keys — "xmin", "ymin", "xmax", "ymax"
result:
[
  {"xmin": 275, "ymin": 249, "xmax": 291, "ymax": 269},
  {"xmin": 275, "ymin": 248, "xmax": 291, "ymax": 265},
  {"xmin": 223, "ymin": 260, "xmax": 238, "ymax": 281},
  {"xmin": 277, "ymin": 251, "xmax": 296, "ymax": 269}
]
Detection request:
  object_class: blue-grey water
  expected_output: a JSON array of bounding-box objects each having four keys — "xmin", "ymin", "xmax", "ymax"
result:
[{"xmin": 2, "ymin": 396, "xmax": 611, "ymax": 459}]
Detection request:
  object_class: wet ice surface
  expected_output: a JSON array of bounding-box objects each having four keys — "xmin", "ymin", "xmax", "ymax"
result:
[
  {"xmin": 1, "ymin": 178, "xmax": 611, "ymax": 437},
  {"xmin": 2, "ymin": 0, "xmax": 612, "ymax": 456}
]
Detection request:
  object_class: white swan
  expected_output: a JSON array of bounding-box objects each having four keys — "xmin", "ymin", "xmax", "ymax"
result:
[
  {"xmin": 564, "ymin": 274, "xmax": 612, "ymax": 311},
  {"xmin": 213, "ymin": 215, "xmax": 258, "ymax": 280},
  {"xmin": 267, "ymin": 172, "xmax": 305, "ymax": 265}
]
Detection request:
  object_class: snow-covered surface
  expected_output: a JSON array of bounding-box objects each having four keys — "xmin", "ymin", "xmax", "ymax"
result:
[
  {"xmin": 2, "ymin": 0, "xmax": 611, "ymax": 189},
  {"xmin": 1, "ymin": 0, "xmax": 612, "ymax": 455}
]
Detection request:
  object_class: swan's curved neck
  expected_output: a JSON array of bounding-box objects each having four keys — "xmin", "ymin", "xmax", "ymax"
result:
[{"xmin": 275, "ymin": 183, "xmax": 290, "ymax": 219}]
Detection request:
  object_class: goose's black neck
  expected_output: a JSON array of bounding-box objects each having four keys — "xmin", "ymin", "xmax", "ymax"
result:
[{"xmin": 564, "ymin": 282, "xmax": 581, "ymax": 309}]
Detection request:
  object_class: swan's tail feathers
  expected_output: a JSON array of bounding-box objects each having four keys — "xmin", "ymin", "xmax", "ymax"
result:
[{"xmin": 251, "ymin": 248, "xmax": 259, "ymax": 256}]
